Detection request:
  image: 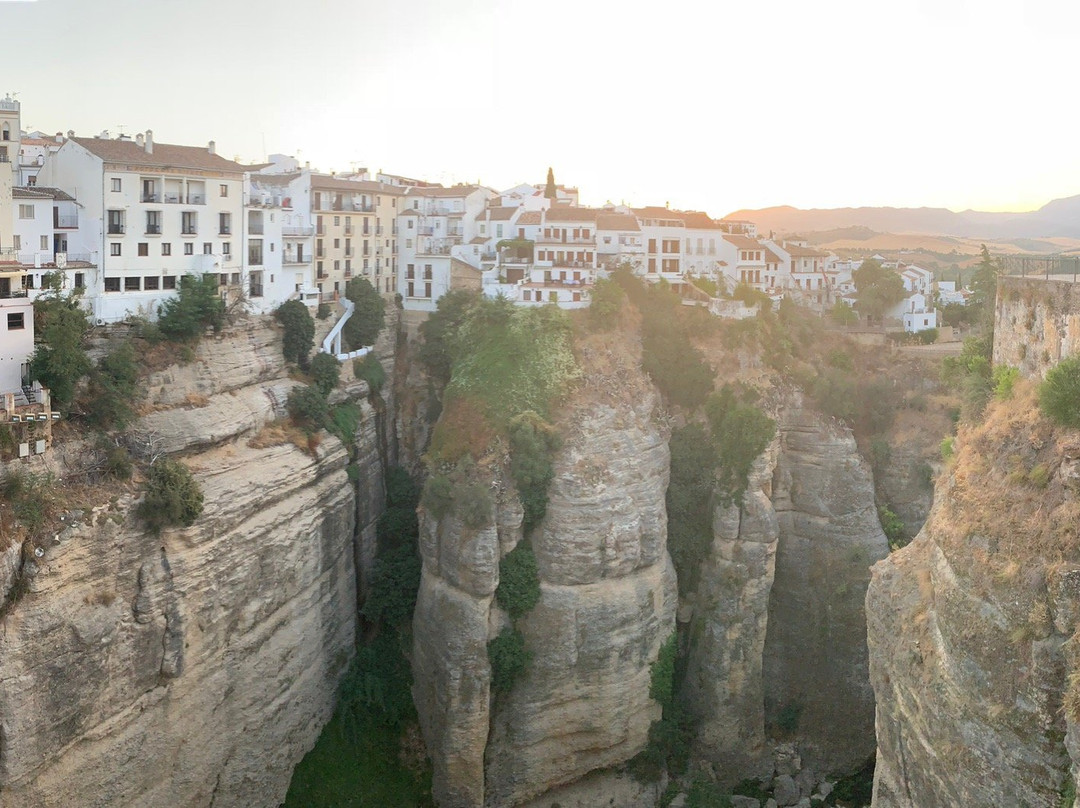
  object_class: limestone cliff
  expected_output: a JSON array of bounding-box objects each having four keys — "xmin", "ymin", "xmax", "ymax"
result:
[
  {"xmin": 685, "ymin": 391, "xmax": 889, "ymax": 783},
  {"xmin": 0, "ymin": 311, "xmax": 396, "ymax": 808},
  {"xmin": 868, "ymin": 386, "xmax": 1076, "ymax": 807},
  {"xmin": 412, "ymin": 333, "xmax": 678, "ymax": 808}
]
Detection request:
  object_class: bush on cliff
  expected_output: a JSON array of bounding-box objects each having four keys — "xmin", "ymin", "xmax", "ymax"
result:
[
  {"xmin": 488, "ymin": 627, "xmax": 530, "ymax": 693},
  {"xmin": 495, "ymin": 541, "xmax": 541, "ymax": 621},
  {"xmin": 157, "ymin": 273, "xmax": 225, "ymax": 342},
  {"xmin": 287, "ymin": 384, "xmax": 329, "ymax": 432},
  {"xmin": 706, "ymin": 386, "xmax": 776, "ymax": 508},
  {"xmin": 1040, "ymin": 354, "xmax": 1080, "ymax": 428},
  {"xmin": 138, "ymin": 459, "xmax": 203, "ymax": 533},
  {"xmin": 508, "ymin": 412, "xmax": 561, "ymax": 534},
  {"xmin": 84, "ymin": 340, "xmax": 142, "ymax": 430},
  {"xmin": 588, "ymin": 276, "xmax": 625, "ymax": 331},
  {"xmin": 354, "ymin": 353, "xmax": 386, "ymax": 393},
  {"xmin": 343, "ymin": 278, "xmax": 385, "ymax": 350},
  {"xmin": 29, "ymin": 289, "xmax": 92, "ymax": 410},
  {"xmin": 310, "ymin": 352, "xmax": 341, "ymax": 396},
  {"xmin": 274, "ymin": 299, "xmax": 315, "ymax": 368}
]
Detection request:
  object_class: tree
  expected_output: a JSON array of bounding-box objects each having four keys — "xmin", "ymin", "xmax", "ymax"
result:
[
  {"xmin": 274, "ymin": 299, "xmax": 315, "ymax": 367},
  {"xmin": 157, "ymin": 273, "xmax": 225, "ymax": 341},
  {"xmin": 830, "ymin": 299, "xmax": 859, "ymax": 326},
  {"xmin": 544, "ymin": 167, "xmax": 557, "ymax": 200},
  {"xmin": 310, "ymin": 352, "xmax": 341, "ymax": 396},
  {"xmin": 138, "ymin": 459, "xmax": 204, "ymax": 533},
  {"xmin": 418, "ymin": 289, "xmax": 480, "ymax": 385},
  {"xmin": 29, "ymin": 291, "xmax": 92, "ymax": 410},
  {"xmin": 343, "ymin": 278, "xmax": 385, "ymax": 350},
  {"xmin": 969, "ymin": 244, "xmax": 1000, "ymax": 329},
  {"xmin": 853, "ymin": 258, "xmax": 905, "ymax": 324}
]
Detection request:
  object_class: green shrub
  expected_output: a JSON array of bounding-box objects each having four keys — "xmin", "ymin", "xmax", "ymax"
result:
[
  {"xmin": 650, "ymin": 632, "xmax": 678, "ymax": 708},
  {"xmin": 830, "ymin": 300, "xmax": 859, "ymax": 327},
  {"xmin": 685, "ymin": 777, "xmax": 733, "ymax": 808},
  {"xmin": 362, "ymin": 543, "xmax": 422, "ymax": 627},
  {"xmin": 707, "ymin": 389, "xmax": 775, "ymax": 507},
  {"xmin": 85, "ymin": 341, "xmax": 143, "ymax": 430},
  {"xmin": 496, "ymin": 541, "xmax": 541, "ymax": 621},
  {"xmin": 627, "ymin": 707, "xmax": 694, "ymax": 783},
  {"xmin": 488, "ymin": 627, "xmax": 530, "ymax": 693},
  {"xmin": 339, "ymin": 629, "xmax": 416, "ymax": 731},
  {"xmin": 328, "ymin": 402, "xmax": 361, "ymax": 446},
  {"xmin": 914, "ymin": 327, "xmax": 938, "ymax": 345},
  {"xmin": 386, "ymin": 466, "xmax": 419, "ymax": 509},
  {"xmin": 316, "ymin": 302, "xmax": 332, "ymax": 320},
  {"xmin": 157, "ymin": 273, "xmax": 225, "ymax": 342},
  {"xmin": 310, "ymin": 352, "xmax": 341, "ymax": 396},
  {"xmin": 418, "ymin": 290, "xmax": 480, "ymax": 386},
  {"xmin": 588, "ymin": 277, "xmax": 625, "ymax": 331},
  {"xmin": 879, "ymin": 505, "xmax": 906, "ymax": 550},
  {"xmin": 993, "ymin": 365, "xmax": 1020, "ymax": 400},
  {"xmin": 1, "ymin": 470, "xmax": 60, "ymax": 538},
  {"xmin": 641, "ymin": 318, "xmax": 714, "ymax": 410},
  {"xmin": 689, "ymin": 276, "xmax": 719, "ymax": 297},
  {"xmin": 104, "ymin": 443, "xmax": 133, "ymax": 479},
  {"xmin": 138, "ymin": 459, "xmax": 203, "ymax": 533},
  {"xmin": 1040, "ymin": 354, "xmax": 1080, "ymax": 428},
  {"xmin": 421, "ymin": 474, "xmax": 453, "ymax": 519},
  {"xmin": 354, "ymin": 353, "xmax": 386, "ymax": 393},
  {"xmin": 509, "ymin": 412, "xmax": 560, "ymax": 534},
  {"xmin": 455, "ymin": 480, "xmax": 493, "ymax": 529},
  {"xmin": 940, "ymin": 436, "xmax": 955, "ymax": 461},
  {"xmin": 275, "ymin": 299, "xmax": 316, "ymax": 368},
  {"xmin": 29, "ymin": 292, "xmax": 92, "ymax": 410},
  {"xmin": 1028, "ymin": 463, "xmax": 1051, "ymax": 488},
  {"xmin": 287, "ymin": 385, "xmax": 329, "ymax": 432},
  {"xmin": 343, "ymin": 278, "xmax": 385, "ymax": 350},
  {"xmin": 732, "ymin": 282, "xmax": 771, "ymax": 309},
  {"xmin": 869, "ymin": 438, "xmax": 892, "ymax": 472}
]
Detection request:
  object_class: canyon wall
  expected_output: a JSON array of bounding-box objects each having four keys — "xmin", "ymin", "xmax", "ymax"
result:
[{"xmin": 0, "ymin": 312, "xmax": 396, "ymax": 808}]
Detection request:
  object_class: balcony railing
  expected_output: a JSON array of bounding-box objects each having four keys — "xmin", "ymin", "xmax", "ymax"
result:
[
  {"xmin": 181, "ymin": 228, "xmax": 196, "ymax": 235},
  {"xmin": 537, "ymin": 235, "xmax": 594, "ymax": 244},
  {"xmin": 283, "ymin": 225, "xmax": 314, "ymax": 237},
  {"xmin": 219, "ymin": 227, "xmax": 231, "ymax": 235},
  {"xmin": 418, "ymin": 227, "xmax": 434, "ymax": 236},
  {"xmin": 249, "ymin": 284, "xmax": 264, "ymax": 298},
  {"xmin": 248, "ymin": 252, "xmax": 264, "ymax": 266},
  {"xmin": 0, "ymin": 154, "xmax": 10, "ymax": 164},
  {"xmin": 353, "ymin": 202, "xmax": 375, "ymax": 213},
  {"xmin": 248, "ymin": 224, "xmax": 264, "ymax": 235},
  {"xmin": 107, "ymin": 225, "xmax": 125, "ymax": 235},
  {"xmin": 284, "ymin": 254, "xmax": 310, "ymax": 265},
  {"xmin": 145, "ymin": 224, "xmax": 162, "ymax": 235},
  {"xmin": 159, "ymin": 194, "xmax": 206, "ymax": 205},
  {"xmin": 419, "ymin": 245, "xmax": 452, "ymax": 256},
  {"xmin": 55, "ymin": 216, "xmax": 78, "ymax": 229},
  {"xmin": 376, "ymin": 225, "xmax": 384, "ymax": 235},
  {"xmin": 141, "ymin": 193, "xmax": 159, "ymax": 203}
]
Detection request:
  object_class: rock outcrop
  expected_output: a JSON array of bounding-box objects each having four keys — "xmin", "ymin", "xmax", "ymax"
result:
[
  {"xmin": 0, "ymin": 314, "xmax": 392, "ymax": 808},
  {"xmin": 687, "ymin": 393, "xmax": 889, "ymax": 783},
  {"xmin": 413, "ymin": 357, "xmax": 677, "ymax": 807},
  {"xmin": 868, "ymin": 387, "xmax": 1075, "ymax": 807}
]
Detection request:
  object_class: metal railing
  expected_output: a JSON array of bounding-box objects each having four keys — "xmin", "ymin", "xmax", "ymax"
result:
[
  {"xmin": 282, "ymin": 225, "xmax": 314, "ymax": 237},
  {"xmin": 55, "ymin": 216, "xmax": 78, "ymax": 229},
  {"xmin": 145, "ymin": 224, "xmax": 162, "ymax": 234},
  {"xmin": 248, "ymin": 224, "xmax": 264, "ymax": 235}
]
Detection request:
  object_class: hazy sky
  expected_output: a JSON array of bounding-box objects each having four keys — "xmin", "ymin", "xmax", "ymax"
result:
[{"xmin": 3, "ymin": 0, "xmax": 1078, "ymax": 216}]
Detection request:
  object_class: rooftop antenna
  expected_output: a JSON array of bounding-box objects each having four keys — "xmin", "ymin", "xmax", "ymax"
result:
[
  {"xmin": 116, "ymin": 124, "xmax": 127, "ymax": 136},
  {"xmin": 262, "ymin": 132, "xmax": 267, "ymax": 162}
]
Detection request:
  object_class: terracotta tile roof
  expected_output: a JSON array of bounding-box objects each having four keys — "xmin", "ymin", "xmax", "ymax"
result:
[
  {"xmin": 311, "ymin": 174, "xmax": 403, "ymax": 194},
  {"xmin": 470, "ymin": 236, "xmax": 488, "ymax": 244},
  {"xmin": 72, "ymin": 137, "xmax": 248, "ymax": 173},
  {"xmin": 784, "ymin": 244, "xmax": 827, "ymax": 257},
  {"xmin": 596, "ymin": 212, "xmax": 640, "ymax": 232},
  {"xmin": 633, "ymin": 206, "xmax": 685, "ymax": 223},
  {"xmin": 405, "ymin": 185, "xmax": 484, "ymax": 198},
  {"xmin": 723, "ymin": 235, "xmax": 763, "ymax": 250},
  {"xmin": 676, "ymin": 210, "xmax": 723, "ymax": 230},
  {"xmin": 487, "ymin": 206, "xmax": 516, "ymax": 221},
  {"xmin": 250, "ymin": 171, "xmax": 302, "ymax": 186},
  {"xmin": 544, "ymin": 207, "xmax": 598, "ymax": 223},
  {"xmin": 764, "ymin": 248, "xmax": 784, "ymax": 264},
  {"xmin": 13, "ymin": 186, "xmax": 75, "ymax": 201},
  {"xmin": 517, "ymin": 211, "xmax": 542, "ymax": 225},
  {"xmin": 20, "ymin": 137, "xmax": 55, "ymax": 146}
]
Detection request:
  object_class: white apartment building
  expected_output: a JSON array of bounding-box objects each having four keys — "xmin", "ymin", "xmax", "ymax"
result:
[
  {"xmin": 634, "ymin": 207, "xmax": 686, "ymax": 285},
  {"xmin": 0, "ymin": 96, "xmax": 35, "ymax": 398},
  {"xmin": 596, "ymin": 211, "xmax": 644, "ymax": 272},
  {"xmin": 37, "ymin": 131, "xmax": 249, "ymax": 323},
  {"xmin": 398, "ymin": 185, "xmax": 492, "ymax": 312}
]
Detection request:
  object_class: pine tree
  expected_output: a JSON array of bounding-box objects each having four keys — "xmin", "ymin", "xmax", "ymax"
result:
[{"xmin": 544, "ymin": 167, "xmax": 557, "ymax": 199}]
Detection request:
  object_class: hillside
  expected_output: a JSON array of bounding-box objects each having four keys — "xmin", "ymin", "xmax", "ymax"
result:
[{"xmin": 727, "ymin": 194, "xmax": 1080, "ymax": 240}]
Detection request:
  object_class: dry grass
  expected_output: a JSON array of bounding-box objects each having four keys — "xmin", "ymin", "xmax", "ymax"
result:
[
  {"xmin": 428, "ymin": 395, "xmax": 498, "ymax": 466},
  {"xmin": 247, "ymin": 419, "xmax": 312, "ymax": 455},
  {"xmin": 183, "ymin": 393, "xmax": 210, "ymax": 408}
]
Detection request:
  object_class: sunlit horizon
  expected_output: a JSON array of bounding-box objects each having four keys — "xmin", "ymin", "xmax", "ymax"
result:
[{"xmin": 4, "ymin": 0, "xmax": 1079, "ymax": 219}]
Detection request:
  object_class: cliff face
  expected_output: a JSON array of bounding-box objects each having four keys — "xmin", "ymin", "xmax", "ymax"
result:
[
  {"xmin": 686, "ymin": 392, "xmax": 889, "ymax": 782},
  {"xmin": 868, "ymin": 387, "xmax": 1076, "ymax": 807},
  {"xmin": 994, "ymin": 277, "xmax": 1080, "ymax": 378},
  {"xmin": 0, "ymin": 313, "xmax": 394, "ymax": 808},
  {"xmin": 412, "ymin": 336, "xmax": 677, "ymax": 808}
]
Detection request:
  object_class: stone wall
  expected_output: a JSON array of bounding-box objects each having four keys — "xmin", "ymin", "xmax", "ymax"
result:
[{"xmin": 994, "ymin": 276, "xmax": 1080, "ymax": 378}]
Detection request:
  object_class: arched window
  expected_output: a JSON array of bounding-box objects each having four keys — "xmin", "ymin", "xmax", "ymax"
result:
[{"xmin": 1, "ymin": 123, "xmax": 9, "ymax": 141}]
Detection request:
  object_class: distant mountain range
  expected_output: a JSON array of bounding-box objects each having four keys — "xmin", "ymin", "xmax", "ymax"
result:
[{"xmin": 725, "ymin": 194, "xmax": 1080, "ymax": 240}]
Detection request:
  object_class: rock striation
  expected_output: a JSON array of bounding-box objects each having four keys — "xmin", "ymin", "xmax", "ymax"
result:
[
  {"xmin": 412, "ymin": 382, "xmax": 677, "ymax": 808},
  {"xmin": 0, "ymin": 315, "xmax": 391, "ymax": 808}
]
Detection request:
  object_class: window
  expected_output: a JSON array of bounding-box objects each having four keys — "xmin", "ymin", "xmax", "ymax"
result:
[
  {"xmin": 249, "ymin": 239, "xmax": 263, "ymax": 265},
  {"xmin": 74, "ymin": 272, "xmax": 84, "ymax": 289},
  {"xmin": 1, "ymin": 123, "xmax": 8, "ymax": 141},
  {"xmin": 110, "ymin": 243, "xmax": 122, "ymax": 256},
  {"xmin": 144, "ymin": 276, "xmax": 160, "ymax": 290},
  {"xmin": 203, "ymin": 243, "xmax": 212, "ymax": 255},
  {"xmin": 162, "ymin": 243, "xmax": 171, "ymax": 256},
  {"xmin": 334, "ymin": 216, "xmax": 340, "ymax": 226},
  {"xmin": 219, "ymin": 212, "xmax": 231, "ymax": 234},
  {"xmin": 334, "ymin": 238, "xmax": 340, "ymax": 249},
  {"xmin": 145, "ymin": 210, "xmax": 161, "ymax": 234},
  {"xmin": 12, "ymin": 235, "xmax": 19, "ymax": 250},
  {"xmin": 18, "ymin": 204, "xmax": 33, "ymax": 219},
  {"xmin": 138, "ymin": 243, "xmax": 149, "ymax": 256},
  {"xmin": 181, "ymin": 211, "xmax": 197, "ymax": 234},
  {"xmin": 222, "ymin": 242, "xmax": 231, "ymax": 255},
  {"xmin": 184, "ymin": 243, "xmax": 194, "ymax": 255},
  {"xmin": 39, "ymin": 236, "xmax": 48, "ymax": 250},
  {"xmin": 22, "ymin": 275, "xmax": 34, "ymax": 290},
  {"xmin": 124, "ymin": 277, "xmax": 141, "ymax": 291},
  {"xmin": 219, "ymin": 184, "xmax": 228, "ymax": 197},
  {"xmin": 163, "ymin": 276, "xmax": 176, "ymax": 290},
  {"xmin": 107, "ymin": 210, "xmax": 124, "ymax": 234},
  {"xmin": 104, "ymin": 277, "xmax": 120, "ymax": 291},
  {"xmin": 111, "ymin": 178, "xmax": 121, "ymax": 192},
  {"xmin": 7, "ymin": 312, "xmax": 24, "ymax": 330}
]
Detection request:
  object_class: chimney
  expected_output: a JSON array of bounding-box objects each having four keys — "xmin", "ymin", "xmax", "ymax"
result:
[
  {"xmin": 208, "ymin": 140, "xmax": 216, "ymax": 155},
  {"xmin": 55, "ymin": 132, "xmax": 63, "ymax": 143},
  {"xmin": 144, "ymin": 129, "xmax": 153, "ymax": 154},
  {"xmin": 66, "ymin": 130, "xmax": 74, "ymax": 139},
  {"xmin": 305, "ymin": 161, "xmax": 310, "ymax": 170},
  {"xmin": 99, "ymin": 129, "xmax": 109, "ymax": 139},
  {"xmin": 135, "ymin": 133, "xmax": 144, "ymax": 147}
]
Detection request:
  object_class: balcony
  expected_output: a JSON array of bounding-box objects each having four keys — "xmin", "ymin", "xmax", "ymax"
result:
[
  {"xmin": 219, "ymin": 228, "xmax": 231, "ymax": 236},
  {"xmin": 353, "ymin": 202, "xmax": 375, "ymax": 213},
  {"xmin": 344, "ymin": 226, "xmax": 354, "ymax": 236},
  {"xmin": 248, "ymin": 251, "xmax": 264, "ymax": 266},
  {"xmin": 0, "ymin": 154, "xmax": 9, "ymax": 164},
  {"xmin": 418, "ymin": 227, "xmax": 434, "ymax": 236},
  {"xmin": 249, "ymin": 284, "xmax": 264, "ymax": 298},
  {"xmin": 55, "ymin": 215, "xmax": 78, "ymax": 229},
  {"xmin": 316, "ymin": 249, "xmax": 325, "ymax": 259},
  {"xmin": 376, "ymin": 225, "xmax": 384, "ymax": 235},
  {"xmin": 551, "ymin": 259, "xmax": 593, "ymax": 269},
  {"xmin": 145, "ymin": 224, "xmax": 162, "ymax": 235},
  {"xmin": 282, "ymin": 225, "xmax": 314, "ymax": 237},
  {"xmin": 536, "ymin": 234, "xmax": 594, "ymax": 245},
  {"xmin": 141, "ymin": 193, "xmax": 159, "ymax": 203},
  {"xmin": 248, "ymin": 224, "xmax": 264, "ymax": 235},
  {"xmin": 158, "ymin": 194, "xmax": 207, "ymax": 205},
  {"xmin": 181, "ymin": 229, "xmax": 196, "ymax": 236},
  {"xmin": 418, "ymin": 245, "xmax": 452, "ymax": 256},
  {"xmin": 283, "ymin": 254, "xmax": 310, "ymax": 265},
  {"xmin": 107, "ymin": 225, "xmax": 125, "ymax": 235}
]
